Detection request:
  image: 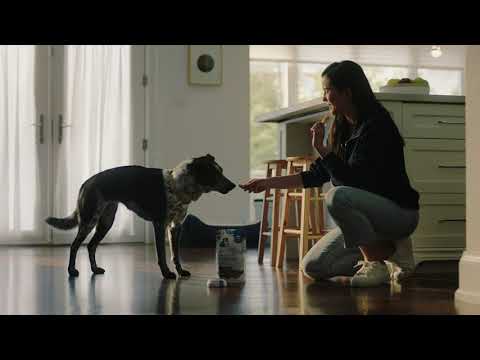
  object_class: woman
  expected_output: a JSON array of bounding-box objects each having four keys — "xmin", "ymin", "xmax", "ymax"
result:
[{"xmin": 240, "ymin": 60, "xmax": 420, "ymax": 287}]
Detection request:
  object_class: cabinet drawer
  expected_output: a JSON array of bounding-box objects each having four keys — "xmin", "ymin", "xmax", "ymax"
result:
[
  {"xmin": 405, "ymin": 139, "xmax": 465, "ymax": 193},
  {"xmin": 413, "ymin": 194, "xmax": 466, "ymax": 249},
  {"xmin": 380, "ymin": 101, "xmax": 403, "ymax": 133},
  {"xmin": 403, "ymin": 103, "xmax": 465, "ymax": 139}
]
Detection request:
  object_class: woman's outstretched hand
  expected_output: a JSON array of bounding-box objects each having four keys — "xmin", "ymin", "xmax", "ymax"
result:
[{"xmin": 239, "ymin": 178, "xmax": 268, "ymax": 193}]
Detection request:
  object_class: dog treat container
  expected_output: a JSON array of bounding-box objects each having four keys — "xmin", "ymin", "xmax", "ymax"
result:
[{"xmin": 215, "ymin": 228, "xmax": 246, "ymax": 284}]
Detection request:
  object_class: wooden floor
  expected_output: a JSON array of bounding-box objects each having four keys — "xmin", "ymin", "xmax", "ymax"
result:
[{"xmin": 0, "ymin": 244, "xmax": 465, "ymax": 315}]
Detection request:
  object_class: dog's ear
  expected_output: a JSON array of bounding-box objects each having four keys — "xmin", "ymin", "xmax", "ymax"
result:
[{"xmin": 206, "ymin": 154, "xmax": 215, "ymax": 162}]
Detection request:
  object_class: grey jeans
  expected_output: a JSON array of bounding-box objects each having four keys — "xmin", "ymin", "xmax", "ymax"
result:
[{"xmin": 301, "ymin": 186, "xmax": 419, "ymax": 280}]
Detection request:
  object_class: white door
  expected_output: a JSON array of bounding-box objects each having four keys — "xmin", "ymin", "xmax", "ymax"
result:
[
  {"xmin": 0, "ymin": 45, "xmax": 51, "ymax": 244},
  {"xmin": 49, "ymin": 45, "xmax": 147, "ymax": 244}
]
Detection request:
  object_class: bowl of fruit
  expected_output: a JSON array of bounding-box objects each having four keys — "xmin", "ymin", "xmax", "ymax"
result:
[{"xmin": 380, "ymin": 77, "xmax": 430, "ymax": 95}]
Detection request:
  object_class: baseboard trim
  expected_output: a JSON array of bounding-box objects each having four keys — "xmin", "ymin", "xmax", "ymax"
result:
[
  {"xmin": 455, "ymin": 290, "xmax": 480, "ymax": 305},
  {"xmin": 455, "ymin": 252, "xmax": 480, "ymax": 305}
]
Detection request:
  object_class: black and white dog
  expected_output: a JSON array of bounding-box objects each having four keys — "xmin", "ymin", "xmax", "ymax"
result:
[{"xmin": 46, "ymin": 154, "xmax": 236, "ymax": 279}]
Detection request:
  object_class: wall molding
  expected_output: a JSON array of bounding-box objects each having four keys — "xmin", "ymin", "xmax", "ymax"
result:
[{"xmin": 455, "ymin": 252, "xmax": 480, "ymax": 305}]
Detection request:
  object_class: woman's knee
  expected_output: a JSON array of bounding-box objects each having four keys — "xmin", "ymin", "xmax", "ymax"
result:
[
  {"xmin": 325, "ymin": 186, "xmax": 350, "ymax": 215},
  {"xmin": 300, "ymin": 227, "xmax": 349, "ymax": 280}
]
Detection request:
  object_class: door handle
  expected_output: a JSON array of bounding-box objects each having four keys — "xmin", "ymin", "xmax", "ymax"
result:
[
  {"xmin": 32, "ymin": 114, "xmax": 45, "ymax": 144},
  {"xmin": 438, "ymin": 164, "xmax": 466, "ymax": 169},
  {"xmin": 438, "ymin": 219, "xmax": 466, "ymax": 223},
  {"xmin": 437, "ymin": 120, "xmax": 465, "ymax": 125},
  {"xmin": 58, "ymin": 115, "xmax": 71, "ymax": 144}
]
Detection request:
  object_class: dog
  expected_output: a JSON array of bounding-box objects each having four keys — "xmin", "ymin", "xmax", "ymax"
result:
[{"xmin": 45, "ymin": 154, "xmax": 236, "ymax": 279}]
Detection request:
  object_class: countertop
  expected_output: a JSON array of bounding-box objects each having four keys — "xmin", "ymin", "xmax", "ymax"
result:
[{"xmin": 256, "ymin": 93, "xmax": 465, "ymax": 124}]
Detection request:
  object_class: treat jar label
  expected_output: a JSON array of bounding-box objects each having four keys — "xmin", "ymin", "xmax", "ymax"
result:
[{"xmin": 215, "ymin": 229, "xmax": 246, "ymax": 279}]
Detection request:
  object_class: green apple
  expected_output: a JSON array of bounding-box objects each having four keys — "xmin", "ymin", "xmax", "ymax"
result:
[{"xmin": 387, "ymin": 79, "xmax": 400, "ymax": 86}]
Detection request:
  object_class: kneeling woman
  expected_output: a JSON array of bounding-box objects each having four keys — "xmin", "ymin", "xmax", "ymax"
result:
[{"xmin": 240, "ymin": 60, "xmax": 419, "ymax": 287}]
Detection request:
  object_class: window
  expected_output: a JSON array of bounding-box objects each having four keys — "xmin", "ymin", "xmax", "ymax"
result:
[
  {"xmin": 249, "ymin": 61, "xmax": 284, "ymax": 177},
  {"xmin": 418, "ymin": 68, "xmax": 463, "ymax": 95},
  {"xmin": 297, "ymin": 63, "xmax": 328, "ymax": 102},
  {"xmin": 362, "ymin": 66, "xmax": 410, "ymax": 92}
]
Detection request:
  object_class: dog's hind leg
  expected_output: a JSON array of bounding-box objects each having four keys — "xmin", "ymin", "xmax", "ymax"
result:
[
  {"xmin": 68, "ymin": 222, "xmax": 96, "ymax": 277},
  {"xmin": 68, "ymin": 190, "xmax": 102, "ymax": 277},
  {"xmin": 88, "ymin": 203, "xmax": 118, "ymax": 275}
]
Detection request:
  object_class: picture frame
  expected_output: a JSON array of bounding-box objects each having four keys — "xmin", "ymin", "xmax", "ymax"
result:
[{"xmin": 188, "ymin": 45, "xmax": 223, "ymax": 86}]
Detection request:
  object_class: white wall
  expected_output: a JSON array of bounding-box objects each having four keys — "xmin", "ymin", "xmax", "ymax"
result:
[
  {"xmin": 146, "ymin": 45, "xmax": 250, "ymax": 225},
  {"xmin": 456, "ymin": 45, "xmax": 480, "ymax": 309},
  {"xmin": 464, "ymin": 46, "xmax": 480, "ymax": 256}
]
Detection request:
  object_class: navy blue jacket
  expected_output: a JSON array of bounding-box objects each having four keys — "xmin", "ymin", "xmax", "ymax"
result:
[{"xmin": 301, "ymin": 108, "xmax": 420, "ymax": 210}]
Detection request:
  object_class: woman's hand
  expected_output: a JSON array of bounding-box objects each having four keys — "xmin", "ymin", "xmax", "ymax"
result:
[
  {"xmin": 310, "ymin": 121, "xmax": 329, "ymax": 157},
  {"xmin": 239, "ymin": 178, "xmax": 269, "ymax": 193}
]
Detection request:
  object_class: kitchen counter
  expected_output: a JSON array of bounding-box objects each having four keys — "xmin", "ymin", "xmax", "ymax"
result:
[{"xmin": 256, "ymin": 93, "xmax": 465, "ymax": 124}]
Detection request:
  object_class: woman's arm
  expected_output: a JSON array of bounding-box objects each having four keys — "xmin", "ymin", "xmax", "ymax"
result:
[
  {"xmin": 268, "ymin": 174, "xmax": 304, "ymax": 189},
  {"xmin": 239, "ymin": 174, "xmax": 304, "ymax": 193}
]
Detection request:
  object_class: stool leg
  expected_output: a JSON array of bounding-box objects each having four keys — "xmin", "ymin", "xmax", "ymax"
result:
[
  {"xmin": 298, "ymin": 160, "xmax": 312, "ymax": 266},
  {"xmin": 257, "ymin": 166, "xmax": 273, "ymax": 265},
  {"xmin": 294, "ymin": 199, "xmax": 301, "ymax": 228},
  {"xmin": 309, "ymin": 188, "xmax": 318, "ymax": 235},
  {"xmin": 299, "ymin": 188, "xmax": 311, "ymax": 266},
  {"xmin": 270, "ymin": 163, "xmax": 283, "ymax": 266},
  {"xmin": 276, "ymin": 189, "xmax": 289, "ymax": 268},
  {"xmin": 317, "ymin": 190, "xmax": 326, "ymax": 239},
  {"xmin": 276, "ymin": 162, "xmax": 293, "ymax": 268}
]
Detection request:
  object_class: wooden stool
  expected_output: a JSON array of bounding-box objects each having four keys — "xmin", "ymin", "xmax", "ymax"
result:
[
  {"xmin": 276, "ymin": 156, "xmax": 329, "ymax": 269},
  {"xmin": 257, "ymin": 159, "xmax": 288, "ymax": 266}
]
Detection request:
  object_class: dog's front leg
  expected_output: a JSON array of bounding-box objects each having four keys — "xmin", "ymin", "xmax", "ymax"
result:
[
  {"xmin": 170, "ymin": 225, "xmax": 191, "ymax": 278},
  {"xmin": 153, "ymin": 221, "xmax": 176, "ymax": 279}
]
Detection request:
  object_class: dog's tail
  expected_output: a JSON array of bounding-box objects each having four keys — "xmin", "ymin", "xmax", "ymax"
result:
[{"xmin": 45, "ymin": 210, "xmax": 79, "ymax": 230}]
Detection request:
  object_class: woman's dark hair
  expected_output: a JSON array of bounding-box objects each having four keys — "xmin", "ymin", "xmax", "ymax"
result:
[{"xmin": 322, "ymin": 60, "xmax": 404, "ymax": 158}]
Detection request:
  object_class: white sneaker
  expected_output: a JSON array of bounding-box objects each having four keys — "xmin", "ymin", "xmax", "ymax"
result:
[
  {"xmin": 386, "ymin": 237, "xmax": 416, "ymax": 282},
  {"xmin": 350, "ymin": 261, "xmax": 390, "ymax": 287}
]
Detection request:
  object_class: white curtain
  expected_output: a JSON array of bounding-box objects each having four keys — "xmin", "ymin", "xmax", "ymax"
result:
[
  {"xmin": 53, "ymin": 45, "xmax": 135, "ymax": 240},
  {"xmin": 0, "ymin": 46, "xmax": 41, "ymax": 242}
]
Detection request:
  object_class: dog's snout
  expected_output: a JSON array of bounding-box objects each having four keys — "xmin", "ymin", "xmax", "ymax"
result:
[{"xmin": 218, "ymin": 177, "xmax": 236, "ymax": 194}]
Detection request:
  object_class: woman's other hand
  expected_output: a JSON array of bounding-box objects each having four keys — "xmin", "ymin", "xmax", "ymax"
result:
[{"xmin": 311, "ymin": 121, "xmax": 329, "ymax": 157}]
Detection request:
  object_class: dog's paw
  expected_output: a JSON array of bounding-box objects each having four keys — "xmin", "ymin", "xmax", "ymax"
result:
[
  {"xmin": 92, "ymin": 267, "xmax": 105, "ymax": 275},
  {"xmin": 179, "ymin": 270, "xmax": 191, "ymax": 278},
  {"xmin": 68, "ymin": 268, "xmax": 79, "ymax": 277},
  {"xmin": 162, "ymin": 271, "xmax": 177, "ymax": 279}
]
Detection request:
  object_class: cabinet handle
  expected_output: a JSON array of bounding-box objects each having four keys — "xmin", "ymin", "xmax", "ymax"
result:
[
  {"xmin": 32, "ymin": 114, "xmax": 45, "ymax": 144},
  {"xmin": 438, "ymin": 165, "xmax": 466, "ymax": 169},
  {"xmin": 437, "ymin": 120, "xmax": 465, "ymax": 125},
  {"xmin": 438, "ymin": 219, "xmax": 466, "ymax": 223}
]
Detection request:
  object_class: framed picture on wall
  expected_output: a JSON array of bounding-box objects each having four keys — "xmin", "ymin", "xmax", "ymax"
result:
[{"xmin": 188, "ymin": 45, "xmax": 223, "ymax": 86}]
